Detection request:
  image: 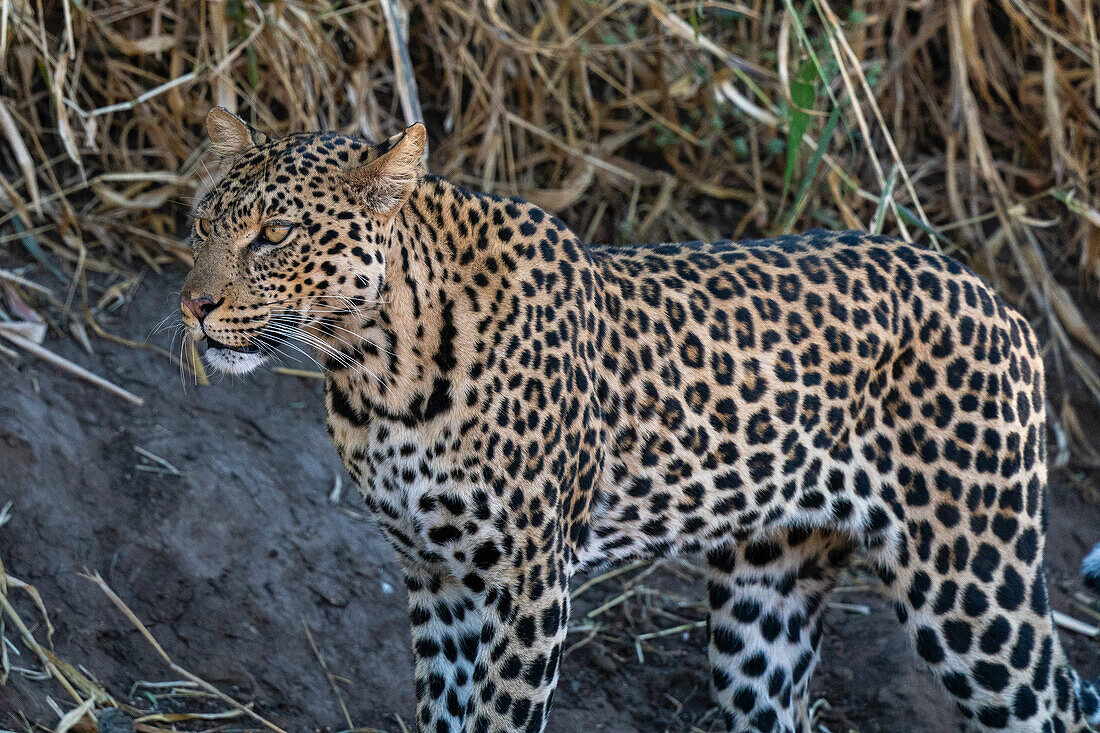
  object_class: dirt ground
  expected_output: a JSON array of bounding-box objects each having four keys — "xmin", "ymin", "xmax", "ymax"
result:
[{"xmin": 2, "ymin": 269, "xmax": 1099, "ymax": 732}]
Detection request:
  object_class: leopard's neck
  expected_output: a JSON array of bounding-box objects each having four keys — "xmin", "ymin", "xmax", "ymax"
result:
[{"xmin": 317, "ymin": 176, "xmax": 541, "ymax": 430}]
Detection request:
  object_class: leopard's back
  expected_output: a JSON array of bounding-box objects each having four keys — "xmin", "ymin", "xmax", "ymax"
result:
[{"xmin": 578, "ymin": 232, "xmax": 1039, "ymax": 566}]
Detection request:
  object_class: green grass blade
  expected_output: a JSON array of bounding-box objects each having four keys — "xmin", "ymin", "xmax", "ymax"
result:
[
  {"xmin": 9, "ymin": 214, "xmax": 67, "ymax": 282},
  {"xmin": 783, "ymin": 104, "xmax": 841, "ymax": 233},
  {"xmin": 782, "ymin": 60, "xmax": 817, "ymax": 203},
  {"xmin": 894, "ymin": 204, "xmax": 953, "ymax": 251}
]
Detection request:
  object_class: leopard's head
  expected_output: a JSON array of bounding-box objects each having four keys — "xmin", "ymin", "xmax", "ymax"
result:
[{"xmin": 180, "ymin": 108, "xmax": 426, "ymax": 374}]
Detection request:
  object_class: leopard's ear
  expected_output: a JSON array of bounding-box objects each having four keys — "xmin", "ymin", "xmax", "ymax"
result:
[
  {"xmin": 205, "ymin": 107, "xmax": 268, "ymax": 157},
  {"xmin": 343, "ymin": 123, "xmax": 427, "ymax": 214}
]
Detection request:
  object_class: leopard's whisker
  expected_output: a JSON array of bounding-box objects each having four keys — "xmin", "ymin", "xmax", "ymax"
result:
[
  {"xmin": 264, "ymin": 314, "xmax": 382, "ymax": 357},
  {"xmin": 148, "ymin": 310, "xmax": 180, "ymax": 341},
  {"xmin": 265, "ymin": 317, "xmax": 363, "ymax": 358},
  {"xmin": 260, "ymin": 323, "xmax": 381, "ymax": 383},
  {"xmin": 264, "ymin": 313, "xmax": 397, "ymax": 358},
  {"xmin": 172, "ymin": 323, "xmax": 190, "ymax": 391},
  {"xmin": 257, "ymin": 333, "xmax": 327, "ymax": 374},
  {"xmin": 273, "ymin": 329, "xmax": 386, "ymax": 389}
]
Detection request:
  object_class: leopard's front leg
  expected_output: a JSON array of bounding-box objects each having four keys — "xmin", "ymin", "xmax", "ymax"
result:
[
  {"xmin": 400, "ymin": 514, "xmax": 571, "ymax": 733},
  {"xmin": 402, "ymin": 560, "xmax": 485, "ymax": 733},
  {"xmin": 462, "ymin": 547, "xmax": 571, "ymax": 733}
]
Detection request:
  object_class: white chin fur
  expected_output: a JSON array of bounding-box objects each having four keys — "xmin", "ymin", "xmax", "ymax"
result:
[{"xmin": 203, "ymin": 347, "xmax": 267, "ymax": 375}]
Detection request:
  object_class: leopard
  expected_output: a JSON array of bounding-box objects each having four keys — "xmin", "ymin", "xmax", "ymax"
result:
[{"xmin": 179, "ymin": 107, "xmax": 1100, "ymax": 733}]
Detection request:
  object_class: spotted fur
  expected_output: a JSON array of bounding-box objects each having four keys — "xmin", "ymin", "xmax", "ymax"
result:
[{"xmin": 180, "ymin": 112, "xmax": 1100, "ymax": 732}]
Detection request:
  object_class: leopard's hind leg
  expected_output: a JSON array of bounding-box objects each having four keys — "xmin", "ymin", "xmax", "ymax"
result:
[
  {"xmin": 878, "ymin": 469, "xmax": 1098, "ymax": 732},
  {"xmin": 866, "ymin": 296, "xmax": 1099, "ymax": 731},
  {"xmin": 705, "ymin": 528, "xmax": 853, "ymax": 732},
  {"xmin": 873, "ymin": 448, "xmax": 1100, "ymax": 733}
]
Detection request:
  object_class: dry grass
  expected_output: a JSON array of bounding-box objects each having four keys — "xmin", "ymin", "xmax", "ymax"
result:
[{"xmin": 4, "ymin": 0, "xmax": 1100, "ymax": 729}]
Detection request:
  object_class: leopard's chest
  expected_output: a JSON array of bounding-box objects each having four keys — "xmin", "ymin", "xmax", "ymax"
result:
[{"xmin": 329, "ymin": 412, "xmax": 460, "ymax": 567}]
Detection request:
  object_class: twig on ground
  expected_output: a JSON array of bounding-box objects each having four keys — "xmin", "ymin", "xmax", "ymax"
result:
[
  {"xmin": 1053, "ymin": 609, "xmax": 1100, "ymax": 638},
  {"xmin": 302, "ymin": 618, "xmax": 355, "ymax": 731},
  {"xmin": 0, "ymin": 327, "xmax": 144, "ymax": 405},
  {"xmin": 82, "ymin": 571, "xmax": 289, "ymax": 733}
]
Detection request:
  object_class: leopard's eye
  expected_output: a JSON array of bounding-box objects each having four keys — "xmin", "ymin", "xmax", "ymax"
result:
[
  {"xmin": 195, "ymin": 218, "xmax": 211, "ymax": 238},
  {"xmin": 262, "ymin": 223, "xmax": 294, "ymax": 244}
]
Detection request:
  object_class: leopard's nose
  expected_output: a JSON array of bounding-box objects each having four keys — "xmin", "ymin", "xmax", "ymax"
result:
[{"xmin": 181, "ymin": 295, "xmax": 218, "ymax": 321}]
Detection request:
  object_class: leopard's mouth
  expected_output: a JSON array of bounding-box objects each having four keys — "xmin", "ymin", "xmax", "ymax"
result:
[{"xmin": 201, "ymin": 333, "xmax": 260, "ymax": 355}]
